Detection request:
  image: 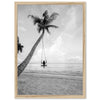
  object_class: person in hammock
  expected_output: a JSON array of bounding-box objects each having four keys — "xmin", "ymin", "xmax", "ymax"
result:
[{"xmin": 41, "ymin": 60, "xmax": 47, "ymax": 67}]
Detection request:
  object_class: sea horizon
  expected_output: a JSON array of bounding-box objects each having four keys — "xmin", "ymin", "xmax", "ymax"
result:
[{"xmin": 18, "ymin": 63, "xmax": 83, "ymax": 72}]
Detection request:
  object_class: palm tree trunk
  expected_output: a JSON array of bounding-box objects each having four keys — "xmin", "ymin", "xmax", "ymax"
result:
[{"xmin": 18, "ymin": 30, "xmax": 45, "ymax": 77}]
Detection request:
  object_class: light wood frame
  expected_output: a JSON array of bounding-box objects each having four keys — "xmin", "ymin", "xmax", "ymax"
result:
[{"xmin": 15, "ymin": 2, "xmax": 86, "ymax": 98}]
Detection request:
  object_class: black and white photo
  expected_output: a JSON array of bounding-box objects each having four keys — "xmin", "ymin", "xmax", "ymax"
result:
[{"xmin": 15, "ymin": 2, "xmax": 86, "ymax": 98}]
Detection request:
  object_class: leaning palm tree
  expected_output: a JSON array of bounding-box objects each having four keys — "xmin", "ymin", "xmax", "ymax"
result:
[{"xmin": 18, "ymin": 10, "xmax": 59, "ymax": 76}]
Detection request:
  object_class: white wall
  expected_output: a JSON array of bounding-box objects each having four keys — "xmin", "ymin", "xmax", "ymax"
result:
[{"xmin": 0, "ymin": 0, "xmax": 100, "ymax": 100}]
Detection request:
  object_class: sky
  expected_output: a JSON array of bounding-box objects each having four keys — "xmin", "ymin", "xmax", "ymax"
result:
[{"xmin": 17, "ymin": 4, "xmax": 83, "ymax": 64}]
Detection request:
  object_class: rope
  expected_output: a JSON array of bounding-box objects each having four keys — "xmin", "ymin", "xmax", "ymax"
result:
[{"xmin": 41, "ymin": 37, "xmax": 46, "ymax": 62}]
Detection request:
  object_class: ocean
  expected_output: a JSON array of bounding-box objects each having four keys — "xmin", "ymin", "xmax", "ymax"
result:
[{"xmin": 24, "ymin": 63, "xmax": 83, "ymax": 72}]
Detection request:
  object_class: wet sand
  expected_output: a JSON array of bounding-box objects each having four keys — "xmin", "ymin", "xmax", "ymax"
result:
[{"xmin": 18, "ymin": 71, "xmax": 83, "ymax": 95}]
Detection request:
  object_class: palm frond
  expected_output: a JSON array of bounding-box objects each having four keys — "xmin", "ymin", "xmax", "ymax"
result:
[
  {"xmin": 47, "ymin": 12, "xmax": 59, "ymax": 24},
  {"xmin": 28, "ymin": 15, "xmax": 41, "ymax": 25},
  {"xmin": 17, "ymin": 36, "xmax": 19, "ymax": 43},
  {"xmin": 37, "ymin": 27, "xmax": 42, "ymax": 33},
  {"xmin": 45, "ymin": 27, "xmax": 50, "ymax": 34},
  {"xmin": 46, "ymin": 25, "xmax": 58, "ymax": 28}
]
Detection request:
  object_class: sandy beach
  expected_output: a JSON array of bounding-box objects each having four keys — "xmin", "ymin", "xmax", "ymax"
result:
[{"xmin": 18, "ymin": 70, "xmax": 83, "ymax": 95}]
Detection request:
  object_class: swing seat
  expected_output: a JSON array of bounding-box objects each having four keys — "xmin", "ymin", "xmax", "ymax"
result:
[
  {"xmin": 41, "ymin": 64, "xmax": 47, "ymax": 69},
  {"xmin": 41, "ymin": 64, "xmax": 47, "ymax": 66}
]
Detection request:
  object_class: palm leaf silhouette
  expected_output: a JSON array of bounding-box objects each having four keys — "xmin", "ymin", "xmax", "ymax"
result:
[
  {"xmin": 47, "ymin": 12, "xmax": 59, "ymax": 24},
  {"xmin": 28, "ymin": 15, "xmax": 41, "ymax": 25}
]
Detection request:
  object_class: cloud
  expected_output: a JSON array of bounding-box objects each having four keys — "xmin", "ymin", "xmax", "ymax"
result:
[
  {"xmin": 17, "ymin": 5, "xmax": 83, "ymax": 64},
  {"xmin": 67, "ymin": 56, "xmax": 82, "ymax": 63},
  {"xmin": 31, "ymin": 35, "xmax": 82, "ymax": 63},
  {"xmin": 18, "ymin": 26, "xmax": 26, "ymax": 32},
  {"xmin": 32, "ymin": 36, "xmax": 66, "ymax": 63},
  {"xmin": 49, "ymin": 36, "xmax": 65, "ymax": 56}
]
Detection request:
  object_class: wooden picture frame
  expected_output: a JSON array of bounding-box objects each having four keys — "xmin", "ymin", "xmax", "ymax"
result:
[{"xmin": 15, "ymin": 2, "xmax": 86, "ymax": 98}]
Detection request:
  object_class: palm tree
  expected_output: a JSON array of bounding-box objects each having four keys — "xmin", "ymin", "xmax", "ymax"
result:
[{"xmin": 18, "ymin": 10, "xmax": 59, "ymax": 76}]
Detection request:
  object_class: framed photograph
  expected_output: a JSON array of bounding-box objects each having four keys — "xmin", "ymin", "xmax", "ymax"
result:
[{"xmin": 15, "ymin": 2, "xmax": 86, "ymax": 98}]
